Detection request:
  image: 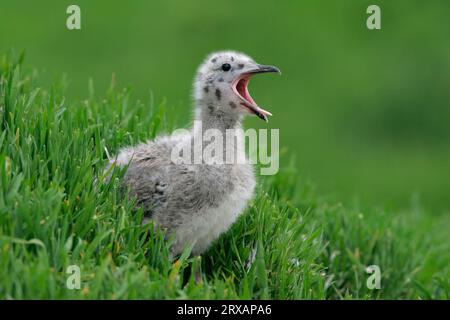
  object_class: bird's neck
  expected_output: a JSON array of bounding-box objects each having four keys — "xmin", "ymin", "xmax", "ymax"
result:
[
  {"xmin": 190, "ymin": 102, "xmax": 246, "ymax": 162},
  {"xmin": 193, "ymin": 102, "xmax": 242, "ymax": 133}
]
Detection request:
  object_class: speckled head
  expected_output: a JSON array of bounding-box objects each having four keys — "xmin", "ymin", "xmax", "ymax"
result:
[{"xmin": 194, "ymin": 51, "xmax": 280, "ymax": 122}]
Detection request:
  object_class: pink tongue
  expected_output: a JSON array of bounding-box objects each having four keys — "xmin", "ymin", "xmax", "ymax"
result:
[{"xmin": 243, "ymin": 79, "xmax": 272, "ymax": 117}]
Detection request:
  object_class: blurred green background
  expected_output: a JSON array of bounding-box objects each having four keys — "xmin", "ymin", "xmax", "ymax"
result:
[{"xmin": 1, "ymin": 0, "xmax": 449, "ymax": 213}]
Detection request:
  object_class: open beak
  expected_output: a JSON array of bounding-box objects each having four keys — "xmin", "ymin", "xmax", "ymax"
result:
[{"xmin": 231, "ymin": 64, "xmax": 281, "ymax": 122}]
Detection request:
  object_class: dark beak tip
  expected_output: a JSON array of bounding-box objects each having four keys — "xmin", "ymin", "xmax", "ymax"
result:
[
  {"xmin": 269, "ymin": 66, "xmax": 281, "ymax": 75},
  {"xmin": 257, "ymin": 64, "xmax": 281, "ymax": 75},
  {"xmin": 255, "ymin": 64, "xmax": 281, "ymax": 74}
]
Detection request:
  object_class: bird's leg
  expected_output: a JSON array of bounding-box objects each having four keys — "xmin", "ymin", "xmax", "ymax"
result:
[{"xmin": 191, "ymin": 255, "xmax": 203, "ymax": 284}]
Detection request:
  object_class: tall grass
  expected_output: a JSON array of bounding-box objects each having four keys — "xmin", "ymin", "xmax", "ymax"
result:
[{"xmin": 0, "ymin": 55, "xmax": 448, "ymax": 299}]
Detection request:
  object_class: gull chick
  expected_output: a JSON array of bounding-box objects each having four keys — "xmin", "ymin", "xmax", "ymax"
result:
[{"xmin": 109, "ymin": 51, "xmax": 280, "ymax": 255}]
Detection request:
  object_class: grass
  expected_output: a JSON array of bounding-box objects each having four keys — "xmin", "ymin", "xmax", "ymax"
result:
[{"xmin": 0, "ymin": 55, "xmax": 449, "ymax": 299}]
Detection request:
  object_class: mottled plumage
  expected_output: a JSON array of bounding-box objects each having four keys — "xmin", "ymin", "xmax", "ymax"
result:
[{"xmin": 108, "ymin": 51, "xmax": 280, "ymax": 255}]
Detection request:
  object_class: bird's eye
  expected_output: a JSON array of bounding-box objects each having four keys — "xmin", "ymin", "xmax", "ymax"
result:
[{"xmin": 221, "ymin": 63, "xmax": 231, "ymax": 72}]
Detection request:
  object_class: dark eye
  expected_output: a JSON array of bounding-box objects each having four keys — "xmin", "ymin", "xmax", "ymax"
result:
[{"xmin": 221, "ymin": 63, "xmax": 231, "ymax": 71}]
